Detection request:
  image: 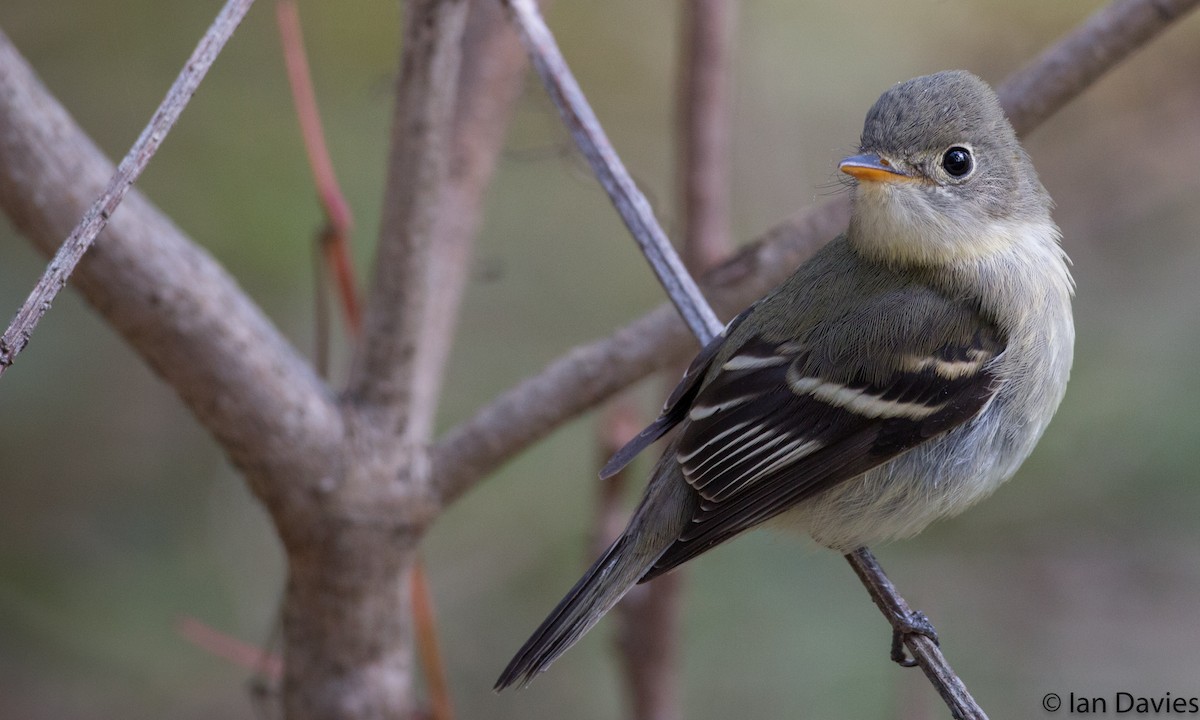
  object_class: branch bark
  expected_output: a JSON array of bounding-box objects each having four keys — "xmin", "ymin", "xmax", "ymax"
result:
[
  {"xmin": 347, "ymin": 0, "xmax": 469, "ymax": 445},
  {"xmin": 997, "ymin": 0, "xmax": 1200, "ymax": 136},
  {"xmin": 847, "ymin": 549, "xmax": 987, "ymax": 720},
  {"xmin": 677, "ymin": 0, "xmax": 736, "ymax": 271},
  {"xmin": 278, "ymin": 1, "xmax": 530, "ymax": 717}
]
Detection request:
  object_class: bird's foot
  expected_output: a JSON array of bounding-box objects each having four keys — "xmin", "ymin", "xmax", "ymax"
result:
[{"xmin": 890, "ymin": 610, "xmax": 939, "ymax": 668}]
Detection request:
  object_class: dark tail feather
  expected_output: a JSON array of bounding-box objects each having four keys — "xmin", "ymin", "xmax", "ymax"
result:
[
  {"xmin": 494, "ymin": 535, "xmax": 643, "ymax": 690},
  {"xmin": 496, "ymin": 443, "xmax": 695, "ymax": 690}
]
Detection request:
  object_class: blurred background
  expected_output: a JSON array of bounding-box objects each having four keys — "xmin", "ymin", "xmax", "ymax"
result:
[{"xmin": 2, "ymin": 0, "xmax": 1200, "ymax": 718}]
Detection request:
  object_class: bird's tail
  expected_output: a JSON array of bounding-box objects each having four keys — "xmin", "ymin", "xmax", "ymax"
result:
[{"xmin": 495, "ymin": 445, "xmax": 695, "ymax": 690}]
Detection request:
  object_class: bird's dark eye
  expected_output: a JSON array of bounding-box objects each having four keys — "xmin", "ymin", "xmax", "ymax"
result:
[{"xmin": 942, "ymin": 146, "xmax": 973, "ymax": 177}]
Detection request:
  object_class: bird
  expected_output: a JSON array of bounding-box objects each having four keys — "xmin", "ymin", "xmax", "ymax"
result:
[{"xmin": 495, "ymin": 69, "xmax": 1074, "ymax": 690}]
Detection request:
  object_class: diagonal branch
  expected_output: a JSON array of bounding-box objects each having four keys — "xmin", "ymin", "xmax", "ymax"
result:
[
  {"xmin": 433, "ymin": 0, "xmax": 1200, "ymax": 508},
  {"xmin": 0, "ymin": 0, "xmax": 255, "ymax": 377},
  {"xmin": 997, "ymin": 0, "xmax": 1200, "ymax": 135},
  {"xmin": 500, "ymin": 0, "xmax": 722, "ymax": 342}
]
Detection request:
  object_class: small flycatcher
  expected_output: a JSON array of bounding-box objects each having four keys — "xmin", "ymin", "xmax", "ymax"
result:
[{"xmin": 496, "ymin": 70, "xmax": 1074, "ymax": 689}]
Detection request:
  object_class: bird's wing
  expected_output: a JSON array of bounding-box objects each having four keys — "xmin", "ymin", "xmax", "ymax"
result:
[
  {"xmin": 642, "ymin": 319, "xmax": 1004, "ymax": 580},
  {"xmin": 600, "ymin": 304, "xmax": 757, "ymax": 480}
]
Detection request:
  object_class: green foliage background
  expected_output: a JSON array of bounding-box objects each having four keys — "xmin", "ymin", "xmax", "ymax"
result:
[{"xmin": 2, "ymin": 1, "xmax": 1200, "ymax": 717}]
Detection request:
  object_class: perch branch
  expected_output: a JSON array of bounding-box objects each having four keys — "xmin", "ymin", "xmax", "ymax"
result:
[
  {"xmin": 847, "ymin": 549, "xmax": 987, "ymax": 720},
  {"xmin": 0, "ymin": 0, "xmax": 255, "ymax": 376}
]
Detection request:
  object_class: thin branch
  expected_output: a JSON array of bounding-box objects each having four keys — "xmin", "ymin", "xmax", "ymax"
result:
[
  {"xmin": 177, "ymin": 616, "xmax": 284, "ymax": 681},
  {"xmin": 998, "ymin": 0, "xmax": 1200, "ymax": 136},
  {"xmin": 847, "ymin": 550, "xmax": 987, "ymax": 720},
  {"xmin": 411, "ymin": 560, "xmax": 455, "ymax": 720},
  {"xmin": 0, "ymin": 0, "xmax": 255, "ymax": 377},
  {"xmin": 276, "ymin": 0, "xmax": 363, "ymax": 336},
  {"xmin": 275, "ymin": 0, "xmax": 354, "ymax": 236},
  {"xmin": 500, "ymin": 0, "xmax": 722, "ymax": 343},
  {"xmin": 346, "ymin": 0, "xmax": 469, "ymax": 442},
  {"xmin": 677, "ymin": 0, "xmax": 736, "ymax": 270},
  {"xmin": 600, "ymin": 4, "xmax": 739, "ymax": 717},
  {"xmin": 434, "ymin": 0, "xmax": 1200, "ymax": 507}
]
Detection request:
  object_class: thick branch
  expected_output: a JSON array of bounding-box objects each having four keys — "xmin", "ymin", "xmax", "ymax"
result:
[
  {"xmin": 0, "ymin": 0, "xmax": 255, "ymax": 376},
  {"xmin": 347, "ymin": 0, "xmax": 469, "ymax": 442},
  {"xmin": 407, "ymin": 0, "xmax": 530, "ymax": 444},
  {"xmin": 434, "ymin": 0, "xmax": 1200, "ymax": 506},
  {"xmin": 0, "ymin": 28, "xmax": 342, "ymax": 518}
]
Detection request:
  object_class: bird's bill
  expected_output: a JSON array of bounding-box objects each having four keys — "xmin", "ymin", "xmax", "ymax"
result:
[{"xmin": 839, "ymin": 153, "xmax": 911, "ymax": 183}]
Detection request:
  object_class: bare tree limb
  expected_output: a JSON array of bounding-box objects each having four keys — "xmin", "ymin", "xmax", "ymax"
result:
[
  {"xmin": 347, "ymin": 0, "xmax": 469, "ymax": 443},
  {"xmin": 0, "ymin": 29, "xmax": 343, "ymax": 518},
  {"xmin": 998, "ymin": 0, "xmax": 1200, "ymax": 136},
  {"xmin": 408, "ymin": 0, "xmax": 531, "ymax": 444},
  {"xmin": 0, "ymin": 0, "xmax": 255, "ymax": 377},
  {"xmin": 677, "ymin": 0, "xmax": 736, "ymax": 271},
  {"xmin": 499, "ymin": 0, "xmax": 722, "ymax": 342}
]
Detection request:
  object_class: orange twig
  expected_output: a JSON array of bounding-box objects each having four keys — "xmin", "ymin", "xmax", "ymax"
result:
[
  {"xmin": 275, "ymin": 0, "xmax": 362, "ymax": 335},
  {"xmin": 412, "ymin": 560, "xmax": 455, "ymax": 720},
  {"xmin": 176, "ymin": 615, "xmax": 283, "ymax": 680}
]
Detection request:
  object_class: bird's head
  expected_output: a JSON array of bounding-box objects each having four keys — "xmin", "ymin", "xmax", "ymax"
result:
[{"xmin": 841, "ymin": 70, "xmax": 1053, "ymax": 267}]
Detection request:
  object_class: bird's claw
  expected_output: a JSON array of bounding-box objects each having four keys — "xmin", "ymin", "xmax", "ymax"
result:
[{"xmin": 890, "ymin": 610, "xmax": 939, "ymax": 667}]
